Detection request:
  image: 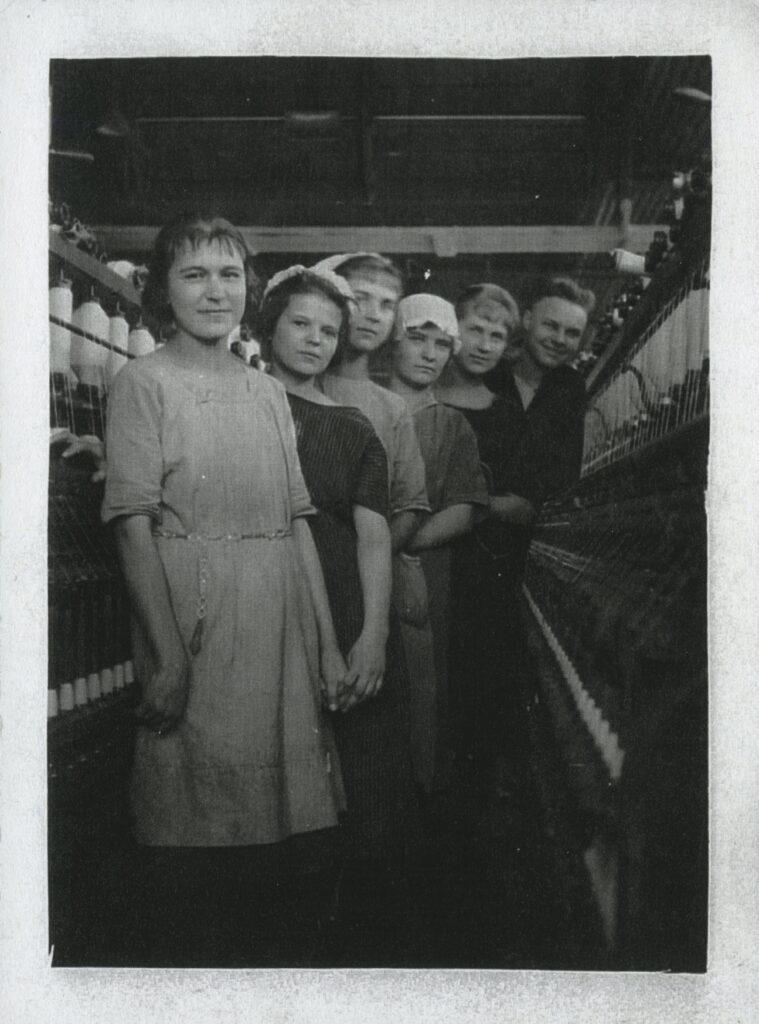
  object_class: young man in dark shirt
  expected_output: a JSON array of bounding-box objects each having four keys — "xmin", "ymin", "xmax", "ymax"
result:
[
  {"xmin": 448, "ymin": 275, "xmax": 595, "ymax": 793},
  {"xmin": 487, "ymin": 276, "xmax": 595, "ymax": 573}
]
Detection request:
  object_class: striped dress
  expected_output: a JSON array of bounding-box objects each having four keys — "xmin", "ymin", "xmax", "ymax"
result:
[{"xmin": 287, "ymin": 393, "xmax": 419, "ymax": 861}]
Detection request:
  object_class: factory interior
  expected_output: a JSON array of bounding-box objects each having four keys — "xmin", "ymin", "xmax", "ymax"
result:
[{"xmin": 46, "ymin": 55, "xmax": 710, "ymax": 972}]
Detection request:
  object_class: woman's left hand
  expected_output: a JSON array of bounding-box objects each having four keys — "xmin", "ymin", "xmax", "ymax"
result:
[
  {"xmin": 320, "ymin": 644, "xmax": 348, "ymax": 713},
  {"xmin": 341, "ymin": 630, "xmax": 387, "ymax": 711},
  {"xmin": 59, "ymin": 432, "xmax": 107, "ymax": 482}
]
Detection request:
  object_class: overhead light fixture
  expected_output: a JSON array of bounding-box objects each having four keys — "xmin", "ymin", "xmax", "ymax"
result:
[
  {"xmin": 130, "ymin": 111, "xmax": 583, "ymax": 128},
  {"xmin": 49, "ymin": 147, "xmax": 94, "ymax": 162},
  {"xmin": 673, "ymin": 86, "xmax": 711, "ymax": 105},
  {"xmin": 284, "ymin": 110, "xmax": 342, "ymax": 136},
  {"xmin": 284, "ymin": 110, "xmax": 341, "ymax": 127},
  {"xmin": 375, "ymin": 114, "xmax": 586, "ymax": 123},
  {"xmin": 133, "ymin": 111, "xmax": 342, "ymax": 133},
  {"xmin": 96, "ymin": 109, "xmax": 134, "ymax": 138}
]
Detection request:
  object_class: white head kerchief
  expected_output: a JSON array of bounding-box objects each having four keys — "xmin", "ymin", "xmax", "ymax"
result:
[
  {"xmin": 262, "ymin": 263, "xmax": 356, "ymax": 302},
  {"xmin": 395, "ymin": 293, "xmax": 461, "ymax": 353}
]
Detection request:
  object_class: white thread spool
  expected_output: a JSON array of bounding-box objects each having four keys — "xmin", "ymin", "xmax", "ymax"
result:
[
  {"xmin": 606, "ymin": 376, "xmax": 618, "ymax": 440},
  {"xmin": 74, "ymin": 676, "xmax": 88, "ymax": 707},
  {"xmin": 672, "ymin": 171, "xmax": 687, "ymax": 191},
  {"xmin": 49, "ymin": 277, "xmax": 73, "ymax": 373},
  {"xmin": 609, "ymin": 735, "xmax": 625, "ymax": 780},
  {"xmin": 682, "ymin": 290, "xmax": 697, "ymax": 364},
  {"xmin": 124, "ymin": 660, "xmax": 135, "ymax": 684},
  {"xmin": 71, "ymin": 293, "xmax": 109, "ymax": 387},
  {"xmin": 670, "ymin": 300, "xmax": 688, "ymax": 393},
  {"xmin": 107, "ymin": 260, "xmax": 136, "ymax": 280},
  {"xmin": 128, "ymin": 321, "xmax": 155, "ymax": 358},
  {"xmin": 598, "ymin": 717, "xmax": 611, "ymax": 756},
  {"xmin": 106, "ymin": 308, "xmax": 130, "ymax": 385},
  {"xmin": 611, "ymin": 249, "xmax": 646, "ymax": 276},
  {"xmin": 59, "ymin": 682, "xmax": 75, "ymax": 713},
  {"xmin": 647, "ymin": 316, "xmax": 670, "ymax": 400},
  {"xmin": 87, "ymin": 671, "xmax": 101, "ymax": 702},
  {"xmin": 680, "ymin": 289, "xmax": 704, "ymax": 418},
  {"xmin": 48, "ymin": 689, "xmax": 59, "ymax": 719},
  {"xmin": 113, "ymin": 663, "xmax": 125, "ymax": 691},
  {"xmin": 228, "ymin": 326, "xmax": 261, "ymax": 365},
  {"xmin": 100, "ymin": 666, "xmax": 114, "ymax": 696},
  {"xmin": 687, "ymin": 286, "xmax": 709, "ymax": 362},
  {"xmin": 619, "ymin": 372, "xmax": 634, "ymax": 449},
  {"xmin": 590, "ymin": 701, "xmax": 602, "ymax": 733}
]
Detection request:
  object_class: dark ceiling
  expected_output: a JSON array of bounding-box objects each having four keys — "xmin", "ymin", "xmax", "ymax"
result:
[
  {"xmin": 49, "ymin": 55, "xmax": 711, "ymax": 309},
  {"xmin": 50, "ymin": 56, "xmax": 710, "ymax": 228}
]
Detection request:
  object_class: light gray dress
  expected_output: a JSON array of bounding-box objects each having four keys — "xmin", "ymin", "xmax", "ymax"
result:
[{"xmin": 103, "ymin": 350, "xmax": 344, "ymax": 846}]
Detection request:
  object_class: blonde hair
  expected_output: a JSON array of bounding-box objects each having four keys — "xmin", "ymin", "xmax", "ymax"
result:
[
  {"xmin": 335, "ymin": 254, "xmax": 404, "ymax": 294},
  {"xmin": 455, "ymin": 283, "xmax": 520, "ymax": 331}
]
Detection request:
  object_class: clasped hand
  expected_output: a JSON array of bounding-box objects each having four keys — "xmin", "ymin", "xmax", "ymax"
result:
[
  {"xmin": 341, "ymin": 631, "xmax": 386, "ymax": 712},
  {"xmin": 320, "ymin": 632, "xmax": 386, "ymax": 713}
]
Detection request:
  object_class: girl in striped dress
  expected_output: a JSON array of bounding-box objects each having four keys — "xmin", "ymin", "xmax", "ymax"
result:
[{"xmin": 258, "ymin": 265, "xmax": 424, "ymax": 965}]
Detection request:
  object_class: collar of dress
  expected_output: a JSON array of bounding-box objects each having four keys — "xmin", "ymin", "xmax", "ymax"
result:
[{"xmin": 408, "ymin": 391, "xmax": 438, "ymax": 414}]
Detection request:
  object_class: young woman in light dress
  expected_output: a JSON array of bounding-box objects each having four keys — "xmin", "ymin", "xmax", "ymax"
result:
[{"xmin": 101, "ymin": 215, "xmax": 345, "ymax": 966}]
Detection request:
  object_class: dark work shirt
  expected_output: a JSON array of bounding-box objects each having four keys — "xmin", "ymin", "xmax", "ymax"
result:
[
  {"xmin": 497, "ymin": 364, "xmax": 587, "ymax": 507},
  {"xmin": 442, "ymin": 364, "xmax": 586, "ymax": 569}
]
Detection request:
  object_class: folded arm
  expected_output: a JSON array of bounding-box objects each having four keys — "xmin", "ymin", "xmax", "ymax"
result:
[
  {"xmin": 488, "ymin": 493, "xmax": 538, "ymax": 525},
  {"xmin": 405, "ymin": 503, "xmax": 475, "ymax": 552}
]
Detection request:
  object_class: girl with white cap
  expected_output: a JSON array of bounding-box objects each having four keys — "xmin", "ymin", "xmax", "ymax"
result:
[{"xmin": 388, "ymin": 294, "xmax": 489, "ymax": 792}]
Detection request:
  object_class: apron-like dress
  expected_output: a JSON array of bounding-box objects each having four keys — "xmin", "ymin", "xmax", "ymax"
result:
[{"xmin": 103, "ymin": 352, "xmax": 344, "ymax": 847}]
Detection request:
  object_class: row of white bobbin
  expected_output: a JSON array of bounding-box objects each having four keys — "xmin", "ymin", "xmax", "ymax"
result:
[
  {"xmin": 47, "ymin": 659, "xmax": 135, "ymax": 718},
  {"xmin": 522, "ymin": 584, "xmax": 625, "ymax": 781},
  {"xmin": 49, "ymin": 281, "xmax": 155, "ymax": 386}
]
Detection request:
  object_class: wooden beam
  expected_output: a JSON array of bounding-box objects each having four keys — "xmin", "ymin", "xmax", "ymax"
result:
[
  {"xmin": 94, "ymin": 224, "xmax": 666, "ymax": 258},
  {"xmin": 49, "ymin": 230, "xmax": 144, "ymax": 309}
]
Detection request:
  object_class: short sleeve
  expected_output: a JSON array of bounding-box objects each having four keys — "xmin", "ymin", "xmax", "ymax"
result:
[
  {"xmin": 441, "ymin": 415, "xmax": 490, "ymax": 510},
  {"xmin": 102, "ymin": 364, "xmax": 163, "ymax": 524},
  {"xmin": 390, "ymin": 407, "xmax": 431, "ymax": 516},
  {"xmin": 270, "ymin": 382, "xmax": 316, "ymax": 520},
  {"xmin": 352, "ymin": 430, "xmax": 390, "ymax": 518}
]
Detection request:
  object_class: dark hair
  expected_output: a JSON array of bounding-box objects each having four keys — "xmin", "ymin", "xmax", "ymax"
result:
[
  {"xmin": 454, "ymin": 282, "xmax": 520, "ymax": 330},
  {"xmin": 333, "ymin": 254, "xmax": 405, "ymax": 295},
  {"xmin": 256, "ymin": 269, "xmax": 353, "ymax": 364},
  {"xmin": 141, "ymin": 213, "xmax": 261, "ymax": 328},
  {"xmin": 524, "ymin": 276, "xmax": 596, "ymax": 317}
]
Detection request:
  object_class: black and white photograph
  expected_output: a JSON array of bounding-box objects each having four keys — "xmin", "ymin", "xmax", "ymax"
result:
[{"xmin": 1, "ymin": 1, "xmax": 758, "ymax": 1022}]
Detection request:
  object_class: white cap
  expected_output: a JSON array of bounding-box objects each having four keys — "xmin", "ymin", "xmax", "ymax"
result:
[
  {"xmin": 262, "ymin": 263, "xmax": 356, "ymax": 302},
  {"xmin": 395, "ymin": 294, "xmax": 460, "ymax": 352}
]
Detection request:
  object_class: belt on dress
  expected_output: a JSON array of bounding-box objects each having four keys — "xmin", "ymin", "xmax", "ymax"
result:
[
  {"xmin": 153, "ymin": 528, "xmax": 292, "ymax": 542},
  {"xmin": 152, "ymin": 527, "xmax": 293, "ymax": 654}
]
